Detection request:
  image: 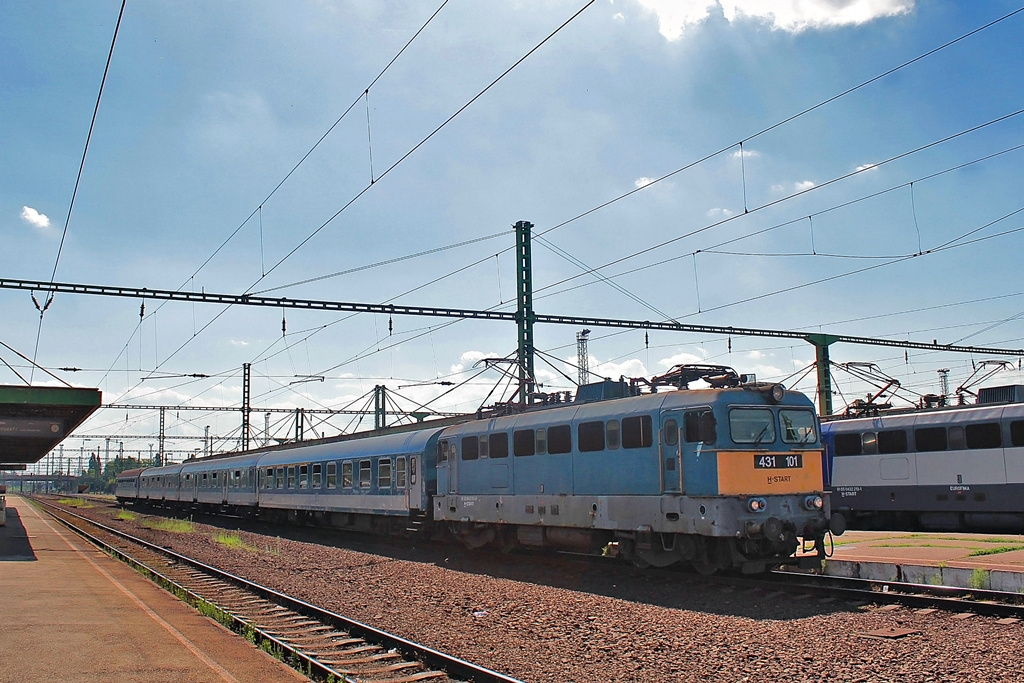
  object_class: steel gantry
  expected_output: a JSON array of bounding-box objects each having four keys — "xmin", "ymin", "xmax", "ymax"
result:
[{"xmin": 4, "ymin": 219, "xmax": 1023, "ymax": 418}]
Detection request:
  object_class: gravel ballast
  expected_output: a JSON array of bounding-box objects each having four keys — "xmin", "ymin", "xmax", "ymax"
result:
[{"xmin": 69, "ymin": 501, "xmax": 1023, "ymax": 682}]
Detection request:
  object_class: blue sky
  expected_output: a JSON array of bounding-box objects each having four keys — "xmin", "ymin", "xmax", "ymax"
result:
[{"xmin": 3, "ymin": 0, "xmax": 1024, "ymax": 463}]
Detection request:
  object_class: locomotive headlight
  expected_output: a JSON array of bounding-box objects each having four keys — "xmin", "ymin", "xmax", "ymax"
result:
[
  {"xmin": 803, "ymin": 495, "xmax": 824, "ymax": 510},
  {"xmin": 769, "ymin": 383, "xmax": 786, "ymax": 403},
  {"xmin": 747, "ymin": 497, "xmax": 767, "ymax": 513}
]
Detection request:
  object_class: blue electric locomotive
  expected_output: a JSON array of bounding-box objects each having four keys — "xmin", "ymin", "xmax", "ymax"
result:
[{"xmin": 117, "ymin": 368, "xmax": 841, "ymax": 573}]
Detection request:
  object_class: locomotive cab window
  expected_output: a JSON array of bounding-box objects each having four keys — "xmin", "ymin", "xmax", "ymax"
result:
[
  {"xmin": 461, "ymin": 436, "xmax": 479, "ymax": 460},
  {"xmin": 578, "ymin": 421, "xmax": 605, "ymax": 452},
  {"xmin": 780, "ymin": 409, "xmax": 817, "ymax": 444},
  {"xmin": 729, "ymin": 408, "xmax": 776, "ymax": 445}
]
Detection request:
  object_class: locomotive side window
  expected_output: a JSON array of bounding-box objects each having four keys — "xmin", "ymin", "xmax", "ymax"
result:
[
  {"xmin": 437, "ymin": 441, "xmax": 449, "ymax": 464},
  {"xmin": 396, "ymin": 457, "xmax": 407, "ymax": 488},
  {"xmin": 514, "ymin": 429, "xmax": 535, "ymax": 456},
  {"xmin": 606, "ymin": 420, "xmax": 620, "ymax": 449},
  {"xmin": 663, "ymin": 419, "xmax": 679, "ymax": 447},
  {"xmin": 578, "ymin": 421, "xmax": 605, "ymax": 452},
  {"xmin": 1011, "ymin": 420, "xmax": 1024, "ymax": 447},
  {"xmin": 861, "ymin": 432, "xmax": 878, "ymax": 454},
  {"xmin": 780, "ymin": 409, "xmax": 817, "ymax": 444},
  {"xmin": 833, "ymin": 432, "xmax": 862, "ymax": 456},
  {"xmin": 536, "ymin": 428, "xmax": 548, "ymax": 455},
  {"xmin": 948, "ymin": 426, "xmax": 966, "ymax": 450},
  {"xmin": 489, "ymin": 432, "xmax": 509, "ymax": 458},
  {"xmin": 342, "ymin": 461, "xmax": 353, "ymax": 488},
  {"xmin": 878, "ymin": 430, "xmax": 908, "ymax": 454},
  {"xmin": 461, "ymin": 436, "xmax": 479, "ymax": 460},
  {"xmin": 729, "ymin": 409, "xmax": 775, "ymax": 445},
  {"xmin": 327, "ymin": 462, "xmax": 337, "ymax": 489},
  {"xmin": 548, "ymin": 425, "xmax": 572, "ymax": 454},
  {"xmin": 966, "ymin": 422, "xmax": 1001, "ymax": 449},
  {"xmin": 915, "ymin": 427, "xmax": 947, "ymax": 452},
  {"xmin": 622, "ymin": 415, "xmax": 653, "ymax": 449},
  {"xmin": 312, "ymin": 463, "xmax": 322, "ymax": 489},
  {"xmin": 358, "ymin": 460, "xmax": 371, "ymax": 488},
  {"xmin": 379, "ymin": 459, "xmax": 392, "ymax": 488}
]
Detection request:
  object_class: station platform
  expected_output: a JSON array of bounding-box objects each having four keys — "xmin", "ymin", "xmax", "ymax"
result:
[
  {"xmin": 807, "ymin": 529, "xmax": 1024, "ymax": 591},
  {"xmin": 0, "ymin": 496, "xmax": 306, "ymax": 683}
]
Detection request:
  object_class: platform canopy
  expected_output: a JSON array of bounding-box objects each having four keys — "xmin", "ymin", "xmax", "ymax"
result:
[{"xmin": 0, "ymin": 386, "xmax": 102, "ymax": 467}]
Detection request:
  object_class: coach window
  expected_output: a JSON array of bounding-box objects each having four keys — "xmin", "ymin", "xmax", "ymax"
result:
[
  {"xmin": 606, "ymin": 420, "xmax": 620, "ymax": 449},
  {"xmin": 663, "ymin": 419, "xmax": 679, "ymax": 447},
  {"xmin": 579, "ymin": 421, "xmax": 606, "ymax": 452},
  {"xmin": 379, "ymin": 459, "xmax": 392, "ymax": 488},
  {"xmin": 966, "ymin": 422, "xmax": 1001, "ymax": 449},
  {"xmin": 396, "ymin": 457, "xmax": 407, "ymax": 488},
  {"xmin": 327, "ymin": 462, "xmax": 338, "ymax": 489},
  {"xmin": 490, "ymin": 432, "xmax": 509, "ymax": 458},
  {"xmin": 548, "ymin": 425, "xmax": 572, "ymax": 454},
  {"xmin": 1011, "ymin": 421, "xmax": 1024, "ymax": 447},
  {"xmin": 462, "ymin": 436, "xmax": 479, "ymax": 460},
  {"xmin": 312, "ymin": 463, "xmax": 322, "ymax": 489},
  {"xmin": 514, "ymin": 429, "xmax": 535, "ymax": 456},
  {"xmin": 861, "ymin": 432, "xmax": 878, "ymax": 455},
  {"xmin": 878, "ymin": 430, "xmax": 908, "ymax": 454},
  {"xmin": 286, "ymin": 466, "xmax": 295, "ymax": 488},
  {"xmin": 275, "ymin": 468, "xmax": 284, "ymax": 488},
  {"xmin": 915, "ymin": 427, "xmax": 947, "ymax": 452},
  {"xmin": 780, "ymin": 410, "xmax": 816, "ymax": 444},
  {"xmin": 234, "ymin": 470, "xmax": 242, "ymax": 488},
  {"xmin": 298, "ymin": 465, "xmax": 309, "ymax": 489},
  {"xmin": 833, "ymin": 433, "xmax": 862, "ymax": 456},
  {"xmin": 623, "ymin": 415, "xmax": 654, "ymax": 449},
  {"xmin": 212, "ymin": 471, "xmax": 219, "ymax": 485},
  {"xmin": 359, "ymin": 460, "xmax": 372, "ymax": 488},
  {"xmin": 342, "ymin": 461, "xmax": 354, "ymax": 488}
]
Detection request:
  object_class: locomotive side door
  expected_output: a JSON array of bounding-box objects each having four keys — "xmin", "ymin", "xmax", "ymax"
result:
[
  {"xmin": 436, "ymin": 439, "xmax": 457, "ymax": 496},
  {"xmin": 660, "ymin": 412, "xmax": 683, "ymax": 493}
]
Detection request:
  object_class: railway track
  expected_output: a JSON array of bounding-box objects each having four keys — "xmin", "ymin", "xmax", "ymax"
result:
[
  {"xmin": 32, "ymin": 497, "xmax": 522, "ymax": 683},
  {"xmin": 732, "ymin": 569, "xmax": 1024, "ymax": 620}
]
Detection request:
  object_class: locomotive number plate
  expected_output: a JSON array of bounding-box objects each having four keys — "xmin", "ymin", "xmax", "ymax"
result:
[{"xmin": 754, "ymin": 454, "xmax": 803, "ymax": 469}]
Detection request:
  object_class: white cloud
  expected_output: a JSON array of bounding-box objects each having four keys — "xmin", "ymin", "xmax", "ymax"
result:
[
  {"xmin": 855, "ymin": 162, "xmax": 879, "ymax": 172},
  {"xmin": 748, "ymin": 350, "xmax": 766, "ymax": 360},
  {"xmin": 706, "ymin": 207, "xmax": 735, "ymax": 218},
  {"xmin": 589, "ymin": 357, "xmax": 648, "ymax": 381},
  {"xmin": 771, "ymin": 180, "xmax": 816, "ymax": 193},
  {"xmin": 634, "ymin": 176, "xmax": 655, "ymax": 188},
  {"xmin": 634, "ymin": 0, "xmax": 913, "ymax": 40},
  {"xmin": 21, "ymin": 206, "xmax": 50, "ymax": 229},
  {"xmin": 794, "ymin": 180, "xmax": 816, "ymax": 192},
  {"xmin": 730, "ymin": 148, "xmax": 760, "ymax": 159},
  {"xmin": 229, "ymin": 339, "xmax": 250, "ymax": 347}
]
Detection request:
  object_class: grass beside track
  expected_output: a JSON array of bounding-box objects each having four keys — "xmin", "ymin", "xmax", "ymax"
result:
[
  {"xmin": 212, "ymin": 531, "xmax": 258, "ymax": 552},
  {"xmin": 144, "ymin": 517, "xmax": 196, "ymax": 533}
]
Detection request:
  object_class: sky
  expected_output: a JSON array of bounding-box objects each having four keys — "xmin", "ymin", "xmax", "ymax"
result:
[{"xmin": 3, "ymin": 0, "xmax": 1024, "ymax": 467}]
